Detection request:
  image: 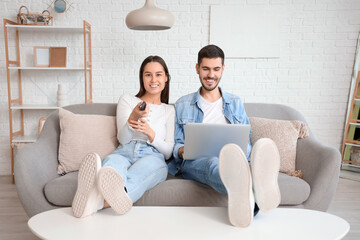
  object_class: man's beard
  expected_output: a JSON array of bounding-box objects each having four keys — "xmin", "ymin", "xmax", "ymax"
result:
[{"xmin": 200, "ymin": 77, "xmax": 221, "ymax": 92}]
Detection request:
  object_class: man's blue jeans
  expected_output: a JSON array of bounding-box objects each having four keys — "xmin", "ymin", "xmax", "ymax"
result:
[
  {"xmin": 179, "ymin": 153, "xmax": 260, "ymax": 216},
  {"xmin": 102, "ymin": 141, "xmax": 168, "ymax": 203},
  {"xmin": 181, "ymin": 156, "xmax": 227, "ymax": 194}
]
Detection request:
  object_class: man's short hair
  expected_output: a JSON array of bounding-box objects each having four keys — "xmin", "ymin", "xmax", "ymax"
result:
[{"xmin": 197, "ymin": 45, "xmax": 225, "ymax": 65}]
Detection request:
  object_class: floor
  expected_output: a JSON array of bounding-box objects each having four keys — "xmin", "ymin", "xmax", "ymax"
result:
[
  {"xmin": 341, "ymin": 165, "xmax": 360, "ymax": 181},
  {"xmin": 0, "ymin": 174, "xmax": 359, "ymax": 240}
]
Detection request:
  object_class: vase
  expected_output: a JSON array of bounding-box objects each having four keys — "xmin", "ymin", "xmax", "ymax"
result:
[{"xmin": 57, "ymin": 84, "xmax": 68, "ymax": 107}]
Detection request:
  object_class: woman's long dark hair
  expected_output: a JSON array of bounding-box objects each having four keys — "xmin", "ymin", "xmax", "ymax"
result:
[{"xmin": 135, "ymin": 56, "xmax": 171, "ymax": 104}]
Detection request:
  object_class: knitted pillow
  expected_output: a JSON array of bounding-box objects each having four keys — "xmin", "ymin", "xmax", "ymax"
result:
[
  {"xmin": 249, "ymin": 117, "xmax": 309, "ymax": 175},
  {"xmin": 58, "ymin": 108, "xmax": 119, "ymax": 174}
]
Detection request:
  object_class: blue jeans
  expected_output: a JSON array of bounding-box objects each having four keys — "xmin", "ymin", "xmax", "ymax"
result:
[
  {"xmin": 181, "ymin": 157, "xmax": 227, "ymax": 194},
  {"xmin": 102, "ymin": 141, "xmax": 168, "ymax": 203},
  {"xmin": 182, "ymin": 156, "xmax": 260, "ymax": 216}
]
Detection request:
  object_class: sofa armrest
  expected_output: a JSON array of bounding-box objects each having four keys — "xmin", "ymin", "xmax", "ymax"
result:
[
  {"xmin": 14, "ymin": 114, "xmax": 61, "ymax": 217},
  {"xmin": 295, "ymin": 137, "xmax": 341, "ymax": 211}
]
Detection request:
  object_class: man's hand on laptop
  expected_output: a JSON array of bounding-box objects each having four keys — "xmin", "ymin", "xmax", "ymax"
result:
[{"xmin": 178, "ymin": 146, "xmax": 184, "ymax": 159}]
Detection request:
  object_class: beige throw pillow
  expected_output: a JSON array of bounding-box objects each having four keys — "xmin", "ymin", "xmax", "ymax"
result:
[
  {"xmin": 58, "ymin": 108, "xmax": 119, "ymax": 174},
  {"xmin": 249, "ymin": 117, "xmax": 309, "ymax": 175}
]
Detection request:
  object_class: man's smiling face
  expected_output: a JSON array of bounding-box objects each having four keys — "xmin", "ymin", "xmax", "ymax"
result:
[{"xmin": 196, "ymin": 57, "xmax": 224, "ymax": 93}]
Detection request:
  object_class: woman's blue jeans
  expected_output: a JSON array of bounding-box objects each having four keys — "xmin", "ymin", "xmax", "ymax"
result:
[{"xmin": 102, "ymin": 141, "xmax": 168, "ymax": 203}]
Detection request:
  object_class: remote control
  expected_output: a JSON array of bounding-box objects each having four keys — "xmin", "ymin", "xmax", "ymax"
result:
[{"xmin": 139, "ymin": 101, "xmax": 146, "ymax": 111}]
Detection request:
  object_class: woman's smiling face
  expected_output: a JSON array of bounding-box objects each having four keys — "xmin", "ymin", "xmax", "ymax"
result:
[{"xmin": 142, "ymin": 62, "xmax": 168, "ymax": 97}]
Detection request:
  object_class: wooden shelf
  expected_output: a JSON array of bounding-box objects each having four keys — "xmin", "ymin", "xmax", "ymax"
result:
[
  {"xmin": 345, "ymin": 142, "xmax": 360, "ymax": 147},
  {"xmin": 5, "ymin": 24, "xmax": 86, "ymax": 32},
  {"xmin": 342, "ymin": 160, "xmax": 360, "ymax": 166},
  {"xmin": 10, "ymin": 104, "xmax": 60, "ymax": 110},
  {"xmin": 342, "ymin": 163, "xmax": 360, "ymax": 168},
  {"xmin": 8, "ymin": 67, "xmax": 86, "ymax": 70},
  {"xmin": 12, "ymin": 135, "xmax": 37, "ymax": 143},
  {"xmin": 344, "ymin": 139, "xmax": 360, "ymax": 145}
]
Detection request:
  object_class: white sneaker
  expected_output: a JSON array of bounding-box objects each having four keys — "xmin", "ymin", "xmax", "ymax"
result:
[
  {"xmin": 72, "ymin": 153, "xmax": 103, "ymax": 218},
  {"xmin": 219, "ymin": 144, "xmax": 254, "ymax": 228},
  {"xmin": 97, "ymin": 167, "xmax": 133, "ymax": 215},
  {"xmin": 251, "ymin": 138, "xmax": 281, "ymax": 212}
]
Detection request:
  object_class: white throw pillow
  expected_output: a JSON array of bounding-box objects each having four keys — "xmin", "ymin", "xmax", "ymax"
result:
[
  {"xmin": 58, "ymin": 108, "xmax": 118, "ymax": 174},
  {"xmin": 249, "ymin": 117, "xmax": 309, "ymax": 175}
]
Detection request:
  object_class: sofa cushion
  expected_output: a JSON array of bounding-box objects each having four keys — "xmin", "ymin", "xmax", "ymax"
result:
[
  {"xmin": 44, "ymin": 173, "xmax": 310, "ymax": 207},
  {"xmin": 135, "ymin": 174, "xmax": 310, "ymax": 206},
  {"xmin": 58, "ymin": 108, "xmax": 119, "ymax": 174},
  {"xmin": 277, "ymin": 173, "xmax": 310, "ymax": 205},
  {"xmin": 249, "ymin": 117, "xmax": 309, "ymax": 175},
  {"xmin": 44, "ymin": 172, "xmax": 78, "ymax": 206}
]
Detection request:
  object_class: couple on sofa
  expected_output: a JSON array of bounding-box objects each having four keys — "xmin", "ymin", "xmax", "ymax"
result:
[{"xmin": 72, "ymin": 44, "xmax": 281, "ymax": 228}]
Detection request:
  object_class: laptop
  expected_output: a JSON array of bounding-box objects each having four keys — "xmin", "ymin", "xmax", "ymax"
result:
[{"xmin": 183, "ymin": 123, "xmax": 251, "ymax": 160}]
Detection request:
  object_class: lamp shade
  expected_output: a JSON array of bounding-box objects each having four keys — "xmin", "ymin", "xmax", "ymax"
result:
[{"xmin": 126, "ymin": 0, "xmax": 174, "ymax": 30}]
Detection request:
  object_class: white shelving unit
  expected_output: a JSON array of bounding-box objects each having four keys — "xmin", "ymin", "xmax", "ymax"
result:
[
  {"xmin": 342, "ymin": 70, "xmax": 360, "ymax": 169},
  {"xmin": 8, "ymin": 67, "xmax": 86, "ymax": 70},
  {"xmin": 12, "ymin": 136, "xmax": 38, "ymax": 143},
  {"xmin": 3, "ymin": 18, "xmax": 93, "ymax": 183},
  {"xmin": 10, "ymin": 104, "xmax": 60, "ymax": 110}
]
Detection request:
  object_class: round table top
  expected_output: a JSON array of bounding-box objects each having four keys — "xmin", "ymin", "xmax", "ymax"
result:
[{"xmin": 28, "ymin": 207, "xmax": 350, "ymax": 240}]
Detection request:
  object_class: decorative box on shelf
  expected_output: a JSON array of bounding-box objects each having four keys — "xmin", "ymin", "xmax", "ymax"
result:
[{"xmin": 17, "ymin": 6, "xmax": 53, "ymax": 26}]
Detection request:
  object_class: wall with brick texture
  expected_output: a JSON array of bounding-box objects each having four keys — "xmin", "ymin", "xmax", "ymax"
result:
[{"xmin": 0, "ymin": 0, "xmax": 359, "ymax": 175}]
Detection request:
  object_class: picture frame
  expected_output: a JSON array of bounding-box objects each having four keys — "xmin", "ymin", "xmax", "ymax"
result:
[
  {"xmin": 50, "ymin": 47, "xmax": 67, "ymax": 67},
  {"xmin": 33, "ymin": 46, "xmax": 67, "ymax": 67},
  {"xmin": 34, "ymin": 46, "xmax": 50, "ymax": 67},
  {"xmin": 210, "ymin": 5, "xmax": 280, "ymax": 58}
]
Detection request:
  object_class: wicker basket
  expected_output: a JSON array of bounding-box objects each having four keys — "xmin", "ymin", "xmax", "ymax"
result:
[{"xmin": 17, "ymin": 6, "xmax": 53, "ymax": 26}]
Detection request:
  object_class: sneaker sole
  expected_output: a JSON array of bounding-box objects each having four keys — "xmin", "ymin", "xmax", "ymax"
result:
[
  {"xmin": 72, "ymin": 153, "xmax": 101, "ymax": 218},
  {"xmin": 251, "ymin": 138, "xmax": 281, "ymax": 212},
  {"xmin": 219, "ymin": 144, "xmax": 253, "ymax": 228},
  {"xmin": 98, "ymin": 167, "xmax": 132, "ymax": 215}
]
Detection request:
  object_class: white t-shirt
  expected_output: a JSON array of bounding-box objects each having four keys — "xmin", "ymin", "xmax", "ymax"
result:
[
  {"xmin": 200, "ymin": 96, "xmax": 229, "ymax": 124},
  {"xmin": 116, "ymin": 94, "xmax": 175, "ymax": 160}
]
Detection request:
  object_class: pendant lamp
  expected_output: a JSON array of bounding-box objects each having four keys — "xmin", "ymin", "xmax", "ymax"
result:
[{"xmin": 125, "ymin": 0, "xmax": 174, "ymax": 30}]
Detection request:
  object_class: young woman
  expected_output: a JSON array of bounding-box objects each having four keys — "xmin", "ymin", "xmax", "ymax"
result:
[{"xmin": 72, "ymin": 56, "xmax": 175, "ymax": 218}]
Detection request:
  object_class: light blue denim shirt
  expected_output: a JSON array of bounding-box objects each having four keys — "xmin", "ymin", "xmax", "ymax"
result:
[{"xmin": 168, "ymin": 87, "xmax": 252, "ymax": 175}]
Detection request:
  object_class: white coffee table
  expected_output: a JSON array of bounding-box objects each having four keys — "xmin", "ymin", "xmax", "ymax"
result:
[{"xmin": 28, "ymin": 207, "xmax": 349, "ymax": 240}]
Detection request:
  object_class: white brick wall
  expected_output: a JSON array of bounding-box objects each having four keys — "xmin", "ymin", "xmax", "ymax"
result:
[{"xmin": 0, "ymin": 0, "xmax": 359, "ymax": 175}]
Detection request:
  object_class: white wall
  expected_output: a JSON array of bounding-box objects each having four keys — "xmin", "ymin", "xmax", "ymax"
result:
[{"xmin": 0, "ymin": 0, "xmax": 359, "ymax": 175}]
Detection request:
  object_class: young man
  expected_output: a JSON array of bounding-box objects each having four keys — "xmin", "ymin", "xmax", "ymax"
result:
[{"xmin": 168, "ymin": 45, "xmax": 281, "ymax": 228}]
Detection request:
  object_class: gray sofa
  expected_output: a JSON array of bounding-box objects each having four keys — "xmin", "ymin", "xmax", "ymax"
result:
[{"xmin": 14, "ymin": 103, "xmax": 341, "ymax": 218}]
